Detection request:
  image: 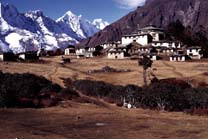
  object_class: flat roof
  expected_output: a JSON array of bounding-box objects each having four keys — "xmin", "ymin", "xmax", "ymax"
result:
[
  {"xmin": 122, "ymin": 33, "xmax": 150, "ymax": 37},
  {"xmin": 138, "ymin": 26, "xmax": 164, "ymax": 31}
]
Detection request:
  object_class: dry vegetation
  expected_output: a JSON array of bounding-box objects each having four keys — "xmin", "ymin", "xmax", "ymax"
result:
[
  {"xmin": 1, "ymin": 56, "xmax": 208, "ymax": 87},
  {"xmin": 0, "ymin": 56, "xmax": 208, "ymax": 139},
  {"xmin": 0, "ymin": 102, "xmax": 208, "ymax": 139}
]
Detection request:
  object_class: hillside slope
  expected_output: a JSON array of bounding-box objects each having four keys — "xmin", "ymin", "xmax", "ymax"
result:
[{"xmin": 78, "ymin": 0, "xmax": 208, "ymax": 47}]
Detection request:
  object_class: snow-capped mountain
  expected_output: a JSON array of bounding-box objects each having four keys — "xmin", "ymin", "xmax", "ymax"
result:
[
  {"xmin": 56, "ymin": 11, "xmax": 99, "ymax": 40},
  {"xmin": 0, "ymin": 3, "xmax": 108, "ymax": 53},
  {"xmin": 92, "ymin": 19, "xmax": 109, "ymax": 30}
]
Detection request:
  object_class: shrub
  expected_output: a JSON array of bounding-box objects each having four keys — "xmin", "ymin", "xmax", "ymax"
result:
[
  {"xmin": 58, "ymin": 88, "xmax": 80, "ymax": 100},
  {"xmin": 141, "ymin": 82, "xmax": 188, "ymax": 111},
  {"xmin": 0, "ymin": 71, "xmax": 62, "ymax": 108},
  {"xmin": 183, "ymin": 87, "xmax": 208, "ymax": 109},
  {"xmin": 70, "ymin": 78, "xmax": 208, "ymax": 113}
]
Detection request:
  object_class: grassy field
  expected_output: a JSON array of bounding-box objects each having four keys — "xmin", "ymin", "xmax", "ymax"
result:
[
  {"xmin": 0, "ymin": 56, "xmax": 208, "ymax": 87},
  {"xmin": 0, "ymin": 56, "xmax": 208, "ymax": 139},
  {"xmin": 0, "ymin": 102, "xmax": 208, "ymax": 139}
]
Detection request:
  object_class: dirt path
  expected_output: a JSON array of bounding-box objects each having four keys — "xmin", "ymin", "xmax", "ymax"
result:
[
  {"xmin": 46, "ymin": 66, "xmax": 58, "ymax": 82},
  {"xmin": 45, "ymin": 63, "xmax": 66, "ymax": 87},
  {"xmin": 162, "ymin": 61, "xmax": 184, "ymax": 78},
  {"xmin": 75, "ymin": 89, "xmax": 112, "ymax": 109}
]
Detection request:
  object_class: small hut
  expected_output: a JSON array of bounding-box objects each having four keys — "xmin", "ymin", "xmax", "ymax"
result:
[
  {"xmin": 170, "ymin": 54, "xmax": 186, "ymax": 62},
  {"xmin": 186, "ymin": 46, "xmax": 202, "ymax": 59},
  {"xmin": 0, "ymin": 52, "xmax": 16, "ymax": 61},
  {"xmin": 18, "ymin": 51, "xmax": 39, "ymax": 61},
  {"xmin": 107, "ymin": 47, "xmax": 127, "ymax": 59},
  {"xmin": 65, "ymin": 45, "xmax": 75, "ymax": 55}
]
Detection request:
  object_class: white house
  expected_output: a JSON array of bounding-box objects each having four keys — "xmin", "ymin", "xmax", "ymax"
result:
[
  {"xmin": 107, "ymin": 47, "xmax": 127, "ymax": 59},
  {"xmin": 101, "ymin": 41, "xmax": 121, "ymax": 49},
  {"xmin": 186, "ymin": 46, "xmax": 202, "ymax": 59},
  {"xmin": 107, "ymin": 50, "xmax": 124, "ymax": 59},
  {"xmin": 121, "ymin": 34, "xmax": 152, "ymax": 46},
  {"xmin": 75, "ymin": 48, "xmax": 86, "ymax": 58},
  {"xmin": 127, "ymin": 42, "xmax": 151, "ymax": 55},
  {"xmin": 152, "ymin": 41, "xmax": 181, "ymax": 48},
  {"xmin": 139, "ymin": 53, "xmax": 158, "ymax": 61},
  {"xmin": 0, "ymin": 53, "xmax": 3, "ymax": 61},
  {"xmin": 159, "ymin": 47, "xmax": 175, "ymax": 55},
  {"xmin": 64, "ymin": 47, "xmax": 75, "ymax": 55},
  {"xmin": 170, "ymin": 54, "xmax": 186, "ymax": 62},
  {"xmin": 0, "ymin": 52, "xmax": 16, "ymax": 61},
  {"xmin": 18, "ymin": 51, "xmax": 39, "ymax": 61},
  {"xmin": 138, "ymin": 26, "xmax": 165, "ymax": 41},
  {"xmin": 75, "ymin": 47, "xmax": 96, "ymax": 58}
]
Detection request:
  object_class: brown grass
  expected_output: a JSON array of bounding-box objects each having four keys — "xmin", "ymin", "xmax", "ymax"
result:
[
  {"xmin": 0, "ymin": 56, "xmax": 208, "ymax": 139},
  {"xmin": 0, "ymin": 102, "xmax": 208, "ymax": 139},
  {"xmin": 1, "ymin": 56, "xmax": 208, "ymax": 87}
]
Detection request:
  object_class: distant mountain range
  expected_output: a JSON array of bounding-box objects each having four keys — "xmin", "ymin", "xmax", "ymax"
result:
[
  {"xmin": 0, "ymin": 3, "xmax": 109, "ymax": 53},
  {"xmin": 78, "ymin": 0, "xmax": 208, "ymax": 47}
]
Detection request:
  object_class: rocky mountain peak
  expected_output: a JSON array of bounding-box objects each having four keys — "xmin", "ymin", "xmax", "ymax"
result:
[
  {"xmin": 0, "ymin": 2, "xmax": 109, "ymax": 53},
  {"xmin": 1, "ymin": 3, "xmax": 19, "ymax": 18},
  {"xmin": 25, "ymin": 10, "xmax": 44, "ymax": 19},
  {"xmin": 92, "ymin": 18, "xmax": 109, "ymax": 30}
]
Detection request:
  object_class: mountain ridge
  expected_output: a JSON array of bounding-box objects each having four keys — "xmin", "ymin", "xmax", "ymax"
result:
[
  {"xmin": 0, "ymin": 3, "xmax": 109, "ymax": 53},
  {"xmin": 78, "ymin": 0, "xmax": 208, "ymax": 47}
]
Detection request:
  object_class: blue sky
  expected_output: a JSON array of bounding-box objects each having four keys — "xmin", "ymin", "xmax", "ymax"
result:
[{"xmin": 0, "ymin": 0, "xmax": 146, "ymax": 23}]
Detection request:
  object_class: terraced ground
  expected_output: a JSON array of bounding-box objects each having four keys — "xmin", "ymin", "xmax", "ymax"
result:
[{"xmin": 0, "ymin": 56, "xmax": 208, "ymax": 139}]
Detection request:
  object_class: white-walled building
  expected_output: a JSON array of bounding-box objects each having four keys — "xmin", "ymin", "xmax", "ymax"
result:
[
  {"xmin": 186, "ymin": 46, "xmax": 202, "ymax": 59},
  {"xmin": 75, "ymin": 47, "xmax": 97, "ymax": 58},
  {"xmin": 152, "ymin": 41, "xmax": 181, "ymax": 49},
  {"xmin": 76, "ymin": 48, "xmax": 86, "ymax": 58},
  {"xmin": 159, "ymin": 47, "xmax": 175, "ymax": 55},
  {"xmin": 18, "ymin": 51, "xmax": 39, "ymax": 60},
  {"xmin": 65, "ymin": 48, "xmax": 74, "ymax": 55},
  {"xmin": 127, "ymin": 42, "xmax": 150, "ymax": 55},
  {"xmin": 138, "ymin": 53, "xmax": 158, "ymax": 61},
  {"xmin": 0, "ymin": 53, "xmax": 3, "ymax": 61},
  {"xmin": 0, "ymin": 53, "xmax": 16, "ymax": 61},
  {"xmin": 107, "ymin": 50, "xmax": 124, "ymax": 59},
  {"xmin": 107, "ymin": 47, "xmax": 127, "ymax": 59},
  {"xmin": 138, "ymin": 26, "xmax": 165, "ymax": 41},
  {"xmin": 101, "ymin": 41, "xmax": 121, "ymax": 49},
  {"xmin": 65, "ymin": 46, "xmax": 75, "ymax": 55},
  {"xmin": 121, "ymin": 34, "xmax": 152, "ymax": 46},
  {"xmin": 170, "ymin": 54, "xmax": 186, "ymax": 62}
]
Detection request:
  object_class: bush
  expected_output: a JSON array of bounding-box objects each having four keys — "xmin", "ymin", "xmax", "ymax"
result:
[
  {"xmin": 0, "ymin": 71, "xmax": 62, "ymax": 108},
  {"xmin": 58, "ymin": 88, "xmax": 80, "ymax": 100},
  {"xmin": 70, "ymin": 78, "xmax": 208, "ymax": 113},
  {"xmin": 184, "ymin": 87, "xmax": 208, "ymax": 109},
  {"xmin": 141, "ymin": 82, "xmax": 188, "ymax": 111},
  {"xmin": 73, "ymin": 80, "xmax": 142, "ymax": 105}
]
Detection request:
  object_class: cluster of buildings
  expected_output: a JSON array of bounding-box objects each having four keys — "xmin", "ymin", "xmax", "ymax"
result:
[
  {"xmin": 0, "ymin": 47, "xmax": 63, "ymax": 62},
  {"xmin": 0, "ymin": 51, "xmax": 39, "ymax": 62},
  {"xmin": 0, "ymin": 25, "xmax": 203, "ymax": 62},
  {"xmin": 65, "ymin": 25, "xmax": 203, "ymax": 62}
]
